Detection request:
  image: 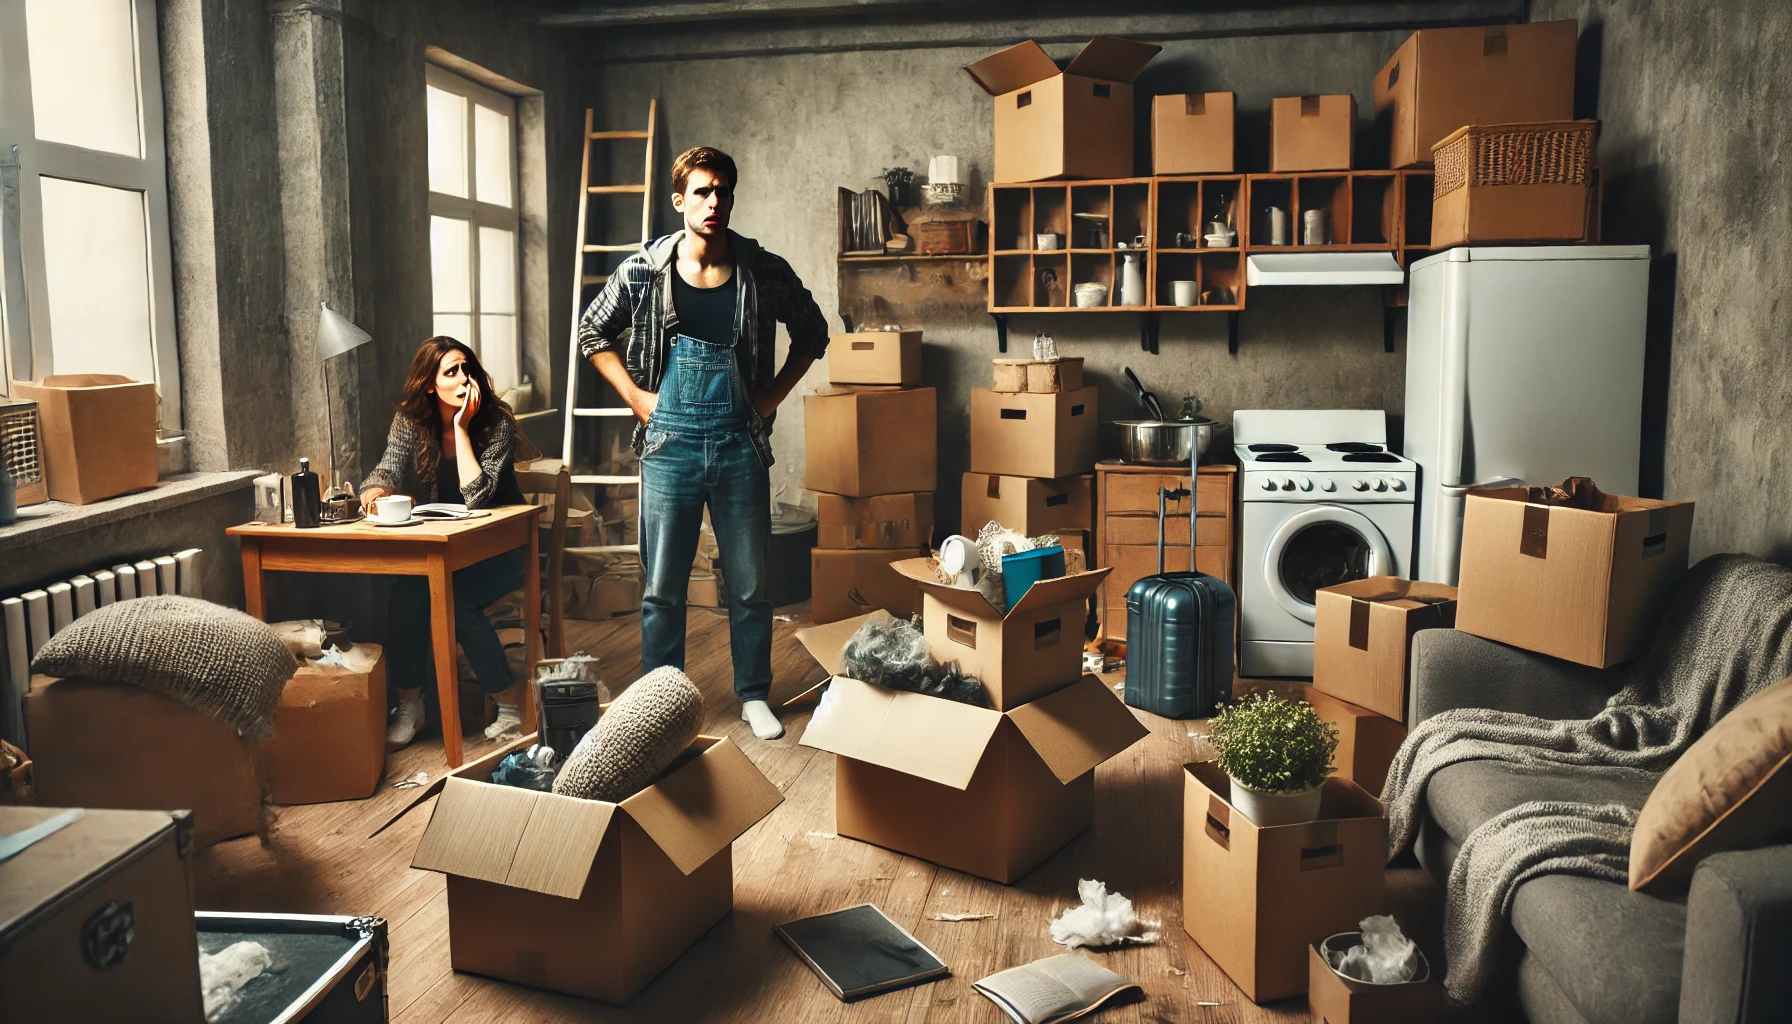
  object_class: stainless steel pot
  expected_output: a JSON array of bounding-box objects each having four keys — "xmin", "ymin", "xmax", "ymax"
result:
[{"xmin": 1116, "ymin": 418, "xmax": 1214, "ymax": 465}]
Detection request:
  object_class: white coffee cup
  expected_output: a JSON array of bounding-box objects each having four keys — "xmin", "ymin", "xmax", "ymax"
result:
[
  {"xmin": 372, "ymin": 494, "xmax": 412, "ymax": 523},
  {"xmin": 1172, "ymin": 280, "xmax": 1199, "ymax": 307}
]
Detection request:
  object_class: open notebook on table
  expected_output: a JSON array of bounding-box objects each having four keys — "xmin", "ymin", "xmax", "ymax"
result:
[{"xmin": 409, "ymin": 503, "xmax": 488, "ymax": 521}]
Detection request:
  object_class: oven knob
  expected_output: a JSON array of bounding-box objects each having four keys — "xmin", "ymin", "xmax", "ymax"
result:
[
  {"xmin": 1391, "ymin": 478, "xmax": 1407, "ymax": 491},
  {"xmin": 1372, "ymin": 478, "xmax": 1388, "ymax": 492},
  {"xmin": 1352, "ymin": 479, "xmax": 1369, "ymax": 491},
  {"xmin": 1261, "ymin": 477, "xmax": 1278, "ymax": 491},
  {"xmin": 1320, "ymin": 479, "xmax": 1337, "ymax": 492},
  {"xmin": 1297, "ymin": 477, "xmax": 1314, "ymax": 491},
  {"xmin": 1280, "ymin": 477, "xmax": 1296, "ymax": 490}
]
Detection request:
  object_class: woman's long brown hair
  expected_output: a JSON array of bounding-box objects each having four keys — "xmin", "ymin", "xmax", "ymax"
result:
[{"xmin": 396, "ymin": 336, "xmax": 516, "ymax": 486}]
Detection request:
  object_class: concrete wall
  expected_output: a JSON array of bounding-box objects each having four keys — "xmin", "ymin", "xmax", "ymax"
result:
[
  {"xmin": 583, "ymin": 10, "xmax": 1491, "ymax": 531},
  {"xmin": 1531, "ymin": 0, "xmax": 1792, "ymax": 562}
]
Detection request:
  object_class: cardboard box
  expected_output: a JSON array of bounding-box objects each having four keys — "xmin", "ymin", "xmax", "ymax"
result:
[
  {"xmin": 1181, "ymin": 761, "xmax": 1387, "ymax": 1002},
  {"xmin": 1374, "ymin": 21, "xmax": 1578, "ymax": 169},
  {"xmin": 1153, "ymin": 92, "xmax": 1236, "ymax": 174},
  {"xmin": 25, "ymin": 675, "xmax": 265, "ymax": 847},
  {"xmin": 1307, "ymin": 942, "xmax": 1444, "ymax": 1022},
  {"xmin": 1429, "ymin": 121, "xmax": 1596, "ymax": 248},
  {"xmin": 991, "ymin": 357, "xmax": 1084, "ymax": 394},
  {"xmin": 964, "ymin": 36, "xmax": 1160, "ymax": 183},
  {"xmin": 810, "ymin": 547, "xmax": 927, "ymax": 624},
  {"xmin": 1270, "ymin": 95, "xmax": 1356, "ymax": 172},
  {"xmin": 797, "ymin": 663, "xmax": 1147, "ymax": 884},
  {"xmin": 1312, "ymin": 578, "xmax": 1457, "ymax": 723},
  {"xmin": 1455, "ymin": 488, "xmax": 1694, "ymax": 667},
  {"xmin": 570, "ymin": 565, "xmax": 644, "ymax": 620},
  {"xmin": 411, "ymin": 734, "xmax": 783, "ymax": 1004},
  {"xmin": 817, "ymin": 492, "xmax": 935, "ymax": 550},
  {"xmin": 829, "ymin": 331, "xmax": 922, "ymax": 387},
  {"xmin": 889, "ymin": 557, "xmax": 1110, "ymax": 710},
  {"xmin": 0, "ymin": 807, "xmax": 204, "ymax": 1022},
  {"xmin": 265, "ymin": 644, "xmax": 387, "ymax": 805},
  {"xmin": 12, "ymin": 374, "xmax": 157, "ymax": 504},
  {"xmin": 805, "ymin": 386, "xmax": 937, "ymax": 496},
  {"xmin": 969, "ymin": 387, "xmax": 1098, "ymax": 480},
  {"xmin": 687, "ymin": 570, "xmax": 724, "ymax": 608},
  {"xmin": 960, "ymin": 472, "xmax": 1091, "ymax": 536},
  {"xmin": 1302, "ymin": 686, "xmax": 1407, "ymax": 798}
]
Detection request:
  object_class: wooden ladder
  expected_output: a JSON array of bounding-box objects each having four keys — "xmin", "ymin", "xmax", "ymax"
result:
[{"xmin": 560, "ymin": 100, "xmax": 657, "ymax": 555}]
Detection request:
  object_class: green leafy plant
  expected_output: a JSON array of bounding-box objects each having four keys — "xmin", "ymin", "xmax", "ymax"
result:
[{"xmin": 1209, "ymin": 692, "xmax": 1339, "ymax": 794}]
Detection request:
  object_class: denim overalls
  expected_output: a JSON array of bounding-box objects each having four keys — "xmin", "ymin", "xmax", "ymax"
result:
[{"xmin": 638, "ymin": 331, "xmax": 773, "ymax": 702}]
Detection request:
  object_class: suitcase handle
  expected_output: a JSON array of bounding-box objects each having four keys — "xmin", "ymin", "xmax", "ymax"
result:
[{"xmin": 1157, "ymin": 485, "xmax": 1191, "ymax": 575}]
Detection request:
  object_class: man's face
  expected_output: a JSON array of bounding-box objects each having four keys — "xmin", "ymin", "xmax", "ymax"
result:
[{"xmin": 672, "ymin": 167, "xmax": 734, "ymax": 238}]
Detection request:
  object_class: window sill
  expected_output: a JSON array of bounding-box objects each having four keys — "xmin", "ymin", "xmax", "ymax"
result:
[{"xmin": 0, "ymin": 470, "xmax": 260, "ymax": 547}]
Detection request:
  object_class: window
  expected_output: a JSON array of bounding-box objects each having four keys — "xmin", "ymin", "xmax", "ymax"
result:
[
  {"xmin": 0, "ymin": 0, "xmax": 179, "ymax": 426},
  {"xmin": 426, "ymin": 64, "xmax": 520, "ymax": 394}
]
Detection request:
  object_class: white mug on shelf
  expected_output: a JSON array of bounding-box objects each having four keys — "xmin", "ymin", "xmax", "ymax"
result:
[
  {"xmin": 1172, "ymin": 280, "xmax": 1199, "ymax": 307},
  {"xmin": 1035, "ymin": 233, "xmax": 1063, "ymax": 251},
  {"xmin": 1302, "ymin": 208, "xmax": 1331, "ymax": 245},
  {"xmin": 372, "ymin": 494, "xmax": 412, "ymax": 524}
]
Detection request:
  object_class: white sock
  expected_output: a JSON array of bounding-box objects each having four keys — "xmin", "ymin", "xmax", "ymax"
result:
[
  {"xmin": 740, "ymin": 699, "xmax": 784, "ymax": 740},
  {"xmin": 484, "ymin": 699, "xmax": 522, "ymax": 739}
]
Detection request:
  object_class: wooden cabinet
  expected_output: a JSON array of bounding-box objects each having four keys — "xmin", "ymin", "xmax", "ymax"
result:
[{"xmin": 1093, "ymin": 461, "xmax": 1235, "ymax": 641}]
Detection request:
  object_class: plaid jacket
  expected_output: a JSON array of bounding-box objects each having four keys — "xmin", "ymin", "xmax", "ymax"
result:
[{"xmin": 576, "ymin": 230, "xmax": 830, "ymax": 467}]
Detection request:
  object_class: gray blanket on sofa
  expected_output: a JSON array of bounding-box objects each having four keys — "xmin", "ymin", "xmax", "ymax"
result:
[{"xmin": 1381, "ymin": 554, "xmax": 1792, "ymax": 1003}]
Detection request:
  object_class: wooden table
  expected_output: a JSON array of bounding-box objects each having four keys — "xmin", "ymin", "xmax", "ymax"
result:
[{"xmin": 228, "ymin": 505, "xmax": 541, "ymax": 767}]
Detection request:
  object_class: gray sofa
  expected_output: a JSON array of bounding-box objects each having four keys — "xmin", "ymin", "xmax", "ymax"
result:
[{"xmin": 1407, "ymin": 628, "xmax": 1792, "ymax": 1024}]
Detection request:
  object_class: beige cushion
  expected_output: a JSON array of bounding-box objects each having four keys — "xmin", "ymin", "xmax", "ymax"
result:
[{"xmin": 1630, "ymin": 675, "xmax": 1792, "ymax": 894}]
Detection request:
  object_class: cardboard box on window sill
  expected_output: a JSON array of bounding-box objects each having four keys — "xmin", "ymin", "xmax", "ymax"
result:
[
  {"xmin": 889, "ymin": 557, "xmax": 1109, "ymax": 710},
  {"xmin": 810, "ymin": 547, "xmax": 926, "ymax": 625},
  {"xmin": 1454, "ymin": 487, "xmax": 1693, "ymax": 667},
  {"xmin": 410, "ymin": 732, "xmax": 783, "ymax": 1005},
  {"xmin": 1270, "ymin": 94, "xmax": 1356, "ymax": 172},
  {"xmin": 1312, "ymin": 577, "xmax": 1457, "ymax": 723},
  {"xmin": 960, "ymin": 472, "xmax": 1092, "ymax": 537},
  {"xmin": 1181, "ymin": 760, "xmax": 1386, "ymax": 1003},
  {"xmin": 828, "ymin": 331, "xmax": 922, "ymax": 387},
  {"xmin": 25, "ymin": 675, "xmax": 265, "ymax": 848},
  {"xmin": 805, "ymin": 386, "xmax": 937, "ymax": 496},
  {"xmin": 795, "ymin": 619, "xmax": 1147, "ymax": 884},
  {"xmin": 964, "ymin": 36, "xmax": 1161, "ymax": 183},
  {"xmin": 12, "ymin": 374, "xmax": 158, "ymax": 504},
  {"xmin": 1153, "ymin": 91, "xmax": 1236, "ymax": 174},
  {"xmin": 970, "ymin": 387, "xmax": 1098, "ymax": 480},
  {"xmin": 817, "ymin": 492, "xmax": 935, "ymax": 550},
  {"xmin": 1301, "ymin": 685, "xmax": 1406, "ymax": 798},
  {"xmin": 265, "ymin": 644, "xmax": 386, "ymax": 805}
]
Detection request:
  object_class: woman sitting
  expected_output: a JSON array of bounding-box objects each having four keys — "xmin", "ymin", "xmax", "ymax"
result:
[{"xmin": 361, "ymin": 336, "xmax": 527, "ymax": 750}]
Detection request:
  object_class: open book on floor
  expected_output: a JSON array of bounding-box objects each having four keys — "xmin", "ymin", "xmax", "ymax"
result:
[
  {"xmin": 410, "ymin": 503, "xmax": 487, "ymax": 520},
  {"xmin": 774, "ymin": 904, "xmax": 949, "ymax": 1001},
  {"xmin": 973, "ymin": 953, "xmax": 1142, "ymax": 1024}
]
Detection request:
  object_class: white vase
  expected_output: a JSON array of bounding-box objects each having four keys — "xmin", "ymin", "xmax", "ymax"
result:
[{"xmin": 1229, "ymin": 777, "xmax": 1323, "ymax": 826}]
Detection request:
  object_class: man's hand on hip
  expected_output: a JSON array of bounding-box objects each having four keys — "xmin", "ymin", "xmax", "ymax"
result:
[
  {"xmin": 630, "ymin": 389, "xmax": 658, "ymax": 425},
  {"xmin": 751, "ymin": 390, "xmax": 782, "ymax": 421}
]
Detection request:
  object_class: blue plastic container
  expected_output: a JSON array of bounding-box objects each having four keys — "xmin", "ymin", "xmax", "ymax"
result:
[{"xmin": 1001, "ymin": 546, "xmax": 1067, "ymax": 607}]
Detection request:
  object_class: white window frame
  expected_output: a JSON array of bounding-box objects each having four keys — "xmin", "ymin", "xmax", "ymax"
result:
[
  {"xmin": 425, "ymin": 62, "xmax": 520, "ymax": 386},
  {"xmin": 0, "ymin": 0, "xmax": 180, "ymax": 428}
]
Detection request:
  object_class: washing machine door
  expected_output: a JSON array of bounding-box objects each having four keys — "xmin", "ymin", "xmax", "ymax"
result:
[{"xmin": 1261, "ymin": 505, "xmax": 1395, "ymax": 624}]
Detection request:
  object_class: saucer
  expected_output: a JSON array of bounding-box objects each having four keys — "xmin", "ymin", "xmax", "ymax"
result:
[
  {"xmin": 1204, "ymin": 234, "xmax": 1235, "ymax": 247},
  {"xmin": 369, "ymin": 516, "xmax": 425, "ymax": 528}
]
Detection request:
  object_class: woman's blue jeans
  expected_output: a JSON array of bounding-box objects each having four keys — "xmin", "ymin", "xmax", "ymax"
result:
[
  {"xmin": 639, "ymin": 333, "xmax": 773, "ymax": 702},
  {"xmin": 388, "ymin": 549, "xmax": 526, "ymax": 696}
]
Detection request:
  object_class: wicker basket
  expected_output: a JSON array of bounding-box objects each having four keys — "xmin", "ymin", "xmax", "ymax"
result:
[{"xmin": 1432, "ymin": 120, "xmax": 1597, "ymax": 199}]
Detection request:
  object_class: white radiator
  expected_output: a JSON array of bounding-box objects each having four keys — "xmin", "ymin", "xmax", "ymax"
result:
[{"xmin": 1, "ymin": 548, "xmax": 203, "ymax": 746}]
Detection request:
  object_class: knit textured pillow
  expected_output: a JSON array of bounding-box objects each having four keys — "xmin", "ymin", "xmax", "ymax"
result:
[
  {"xmin": 31, "ymin": 596, "xmax": 297, "ymax": 738},
  {"xmin": 552, "ymin": 665, "xmax": 704, "ymax": 802}
]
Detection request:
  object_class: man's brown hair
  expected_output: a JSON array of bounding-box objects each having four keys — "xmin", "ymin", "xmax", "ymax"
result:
[{"xmin": 671, "ymin": 146, "xmax": 737, "ymax": 195}]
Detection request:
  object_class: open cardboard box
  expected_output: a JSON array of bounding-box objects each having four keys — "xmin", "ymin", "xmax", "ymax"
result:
[
  {"xmin": 411, "ymin": 732, "xmax": 783, "ymax": 1004},
  {"xmin": 1455, "ymin": 487, "xmax": 1693, "ymax": 667},
  {"xmin": 265, "ymin": 644, "xmax": 387, "ymax": 805},
  {"xmin": 964, "ymin": 36, "xmax": 1160, "ymax": 182},
  {"xmin": 1181, "ymin": 761, "xmax": 1387, "ymax": 1003},
  {"xmin": 1312, "ymin": 577, "xmax": 1456, "ymax": 723},
  {"xmin": 796, "ymin": 616, "xmax": 1148, "ymax": 884},
  {"xmin": 888, "ymin": 557, "xmax": 1109, "ymax": 710},
  {"xmin": 12, "ymin": 374, "xmax": 158, "ymax": 504},
  {"xmin": 1307, "ymin": 940, "xmax": 1444, "ymax": 1023}
]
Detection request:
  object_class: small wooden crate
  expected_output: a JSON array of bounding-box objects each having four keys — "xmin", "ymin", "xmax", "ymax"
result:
[{"xmin": 992, "ymin": 357, "xmax": 1084, "ymax": 394}]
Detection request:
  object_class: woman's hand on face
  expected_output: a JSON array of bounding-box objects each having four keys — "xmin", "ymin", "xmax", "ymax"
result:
[
  {"xmin": 455, "ymin": 380, "xmax": 481, "ymax": 429},
  {"xmin": 359, "ymin": 486, "xmax": 388, "ymax": 507}
]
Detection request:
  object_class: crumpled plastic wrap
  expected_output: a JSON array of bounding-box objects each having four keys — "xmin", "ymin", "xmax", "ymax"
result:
[
  {"xmin": 491, "ymin": 743, "xmax": 560, "ymax": 791},
  {"xmin": 200, "ymin": 940, "xmax": 273, "ymax": 1022},
  {"xmin": 269, "ymin": 619, "xmax": 324, "ymax": 660},
  {"xmin": 842, "ymin": 615, "xmax": 987, "ymax": 706},
  {"xmin": 1049, "ymin": 879, "xmax": 1161, "ymax": 949},
  {"xmin": 1328, "ymin": 915, "xmax": 1419, "ymax": 984}
]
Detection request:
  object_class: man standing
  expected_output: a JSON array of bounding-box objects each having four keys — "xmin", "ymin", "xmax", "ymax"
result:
[{"xmin": 578, "ymin": 147, "xmax": 829, "ymax": 740}]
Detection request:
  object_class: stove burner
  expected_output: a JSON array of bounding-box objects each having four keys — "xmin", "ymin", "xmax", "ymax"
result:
[
  {"xmin": 1255, "ymin": 452, "xmax": 1311, "ymax": 463},
  {"xmin": 1326, "ymin": 442, "xmax": 1384, "ymax": 453},
  {"xmin": 1342, "ymin": 452, "xmax": 1401, "ymax": 463},
  {"xmin": 1247, "ymin": 443, "xmax": 1299, "ymax": 453}
]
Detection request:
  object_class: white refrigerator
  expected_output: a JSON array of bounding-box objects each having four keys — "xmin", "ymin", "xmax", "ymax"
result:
[{"xmin": 1403, "ymin": 245, "xmax": 1652, "ymax": 584}]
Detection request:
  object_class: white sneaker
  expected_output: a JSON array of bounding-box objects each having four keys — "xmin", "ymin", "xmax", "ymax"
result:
[
  {"xmin": 386, "ymin": 698, "xmax": 425, "ymax": 751},
  {"xmin": 484, "ymin": 700, "xmax": 522, "ymax": 740},
  {"xmin": 740, "ymin": 699, "xmax": 785, "ymax": 740}
]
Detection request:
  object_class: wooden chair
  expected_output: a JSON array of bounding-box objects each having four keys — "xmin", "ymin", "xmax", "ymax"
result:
[{"xmin": 514, "ymin": 458, "xmax": 570, "ymax": 658}]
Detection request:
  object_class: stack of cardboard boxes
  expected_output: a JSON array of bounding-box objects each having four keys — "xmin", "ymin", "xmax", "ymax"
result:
[
  {"xmin": 962, "ymin": 357, "xmax": 1097, "ymax": 564},
  {"xmin": 805, "ymin": 330, "xmax": 938, "ymax": 624},
  {"xmin": 798, "ymin": 553, "xmax": 1141, "ymax": 885}
]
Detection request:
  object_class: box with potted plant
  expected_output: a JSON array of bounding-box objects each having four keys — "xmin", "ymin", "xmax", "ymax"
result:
[{"xmin": 1208, "ymin": 691, "xmax": 1340, "ymax": 826}]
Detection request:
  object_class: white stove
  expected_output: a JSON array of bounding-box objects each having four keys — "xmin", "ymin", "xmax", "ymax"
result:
[{"xmin": 1234, "ymin": 410, "xmax": 1416, "ymax": 678}]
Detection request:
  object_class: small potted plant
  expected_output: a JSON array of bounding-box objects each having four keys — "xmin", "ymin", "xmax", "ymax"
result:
[{"xmin": 1208, "ymin": 692, "xmax": 1339, "ymax": 826}]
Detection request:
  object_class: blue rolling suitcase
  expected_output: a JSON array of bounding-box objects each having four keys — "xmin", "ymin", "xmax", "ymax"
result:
[{"xmin": 1123, "ymin": 459, "xmax": 1236, "ymax": 719}]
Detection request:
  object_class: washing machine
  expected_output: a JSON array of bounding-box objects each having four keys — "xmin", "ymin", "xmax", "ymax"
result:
[{"xmin": 1234, "ymin": 409, "xmax": 1416, "ymax": 678}]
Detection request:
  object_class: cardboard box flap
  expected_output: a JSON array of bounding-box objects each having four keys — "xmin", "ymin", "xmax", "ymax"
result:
[
  {"xmin": 1062, "ymin": 36, "xmax": 1160, "ymax": 83},
  {"xmin": 795, "ymin": 610, "xmax": 892, "ymax": 678},
  {"xmin": 413, "ymin": 776, "xmax": 559, "ymax": 885},
  {"xmin": 1007, "ymin": 674, "xmax": 1149, "ymax": 783},
  {"xmin": 800, "ymin": 676, "xmax": 1004, "ymax": 790},
  {"xmin": 890, "ymin": 558, "xmax": 998, "ymax": 617},
  {"xmin": 1323, "ymin": 577, "xmax": 1457, "ymax": 611},
  {"xmin": 964, "ymin": 39, "xmax": 1061, "ymax": 95},
  {"xmin": 504, "ymin": 793, "xmax": 620, "ymax": 898},
  {"xmin": 1008, "ymin": 566, "xmax": 1111, "ymax": 618},
  {"xmin": 32, "ymin": 374, "xmax": 141, "ymax": 389},
  {"xmin": 620, "ymin": 736, "xmax": 786, "ymax": 875}
]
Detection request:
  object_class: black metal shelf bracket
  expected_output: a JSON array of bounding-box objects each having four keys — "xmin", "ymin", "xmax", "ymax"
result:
[
  {"xmin": 1227, "ymin": 311, "xmax": 1240, "ymax": 355},
  {"xmin": 1383, "ymin": 306, "xmax": 1399, "ymax": 353},
  {"xmin": 1139, "ymin": 312, "xmax": 1160, "ymax": 354},
  {"xmin": 990, "ymin": 312, "xmax": 1009, "ymax": 354}
]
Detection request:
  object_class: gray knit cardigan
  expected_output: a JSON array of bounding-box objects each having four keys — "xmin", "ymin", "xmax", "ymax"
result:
[{"xmin": 362, "ymin": 410, "xmax": 523, "ymax": 507}]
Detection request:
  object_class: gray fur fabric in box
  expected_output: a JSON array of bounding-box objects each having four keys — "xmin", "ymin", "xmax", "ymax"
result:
[
  {"xmin": 552, "ymin": 665, "xmax": 705, "ymax": 802},
  {"xmin": 31, "ymin": 596, "xmax": 298, "ymax": 737}
]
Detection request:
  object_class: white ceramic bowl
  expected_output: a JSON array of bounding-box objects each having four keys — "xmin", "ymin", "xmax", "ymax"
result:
[
  {"xmin": 1036, "ymin": 233, "xmax": 1063, "ymax": 251},
  {"xmin": 1204, "ymin": 233, "xmax": 1233, "ymax": 247},
  {"xmin": 1073, "ymin": 283, "xmax": 1108, "ymax": 308}
]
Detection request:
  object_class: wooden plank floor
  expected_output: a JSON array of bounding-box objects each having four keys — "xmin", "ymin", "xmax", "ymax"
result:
[{"xmin": 193, "ymin": 604, "xmax": 1495, "ymax": 1024}]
